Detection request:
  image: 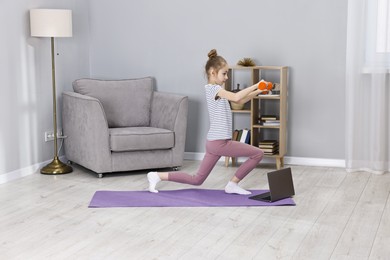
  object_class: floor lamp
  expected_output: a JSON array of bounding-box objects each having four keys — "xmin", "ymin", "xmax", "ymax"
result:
[{"xmin": 30, "ymin": 9, "xmax": 73, "ymax": 175}]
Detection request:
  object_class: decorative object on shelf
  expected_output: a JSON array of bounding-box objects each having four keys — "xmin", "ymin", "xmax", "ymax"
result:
[
  {"xmin": 237, "ymin": 58, "xmax": 256, "ymax": 67},
  {"xmin": 268, "ymin": 83, "xmax": 281, "ymax": 95},
  {"xmin": 230, "ymin": 83, "xmax": 245, "ymax": 110},
  {"xmin": 231, "ymin": 83, "xmax": 241, "ymax": 93},
  {"xmin": 30, "ymin": 9, "xmax": 73, "ymax": 175}
]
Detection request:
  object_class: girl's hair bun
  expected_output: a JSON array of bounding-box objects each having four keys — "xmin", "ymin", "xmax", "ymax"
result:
[
  {"xmin": 208, "ymin": 49, "xmax": 218, "ymax": 59},
  {"xmin": 204, "ymin": 49, "xmax": 226, "ymax": 79}
]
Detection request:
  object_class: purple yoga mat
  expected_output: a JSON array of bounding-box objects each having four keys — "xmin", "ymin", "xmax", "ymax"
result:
[{"xmin": 88, "ymin": 189, "xmax": 295, "ymax": 208}]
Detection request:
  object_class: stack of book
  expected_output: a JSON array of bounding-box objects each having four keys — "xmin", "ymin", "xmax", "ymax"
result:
[
  {"xmin": 259, "ymin": 115, "xmax": 280, "ymax": 126},
  {"xmin": 232, "ymin": 129, "xmax": 251, "ymax": 144},
  {"xmin": 259, "ymin": 140, "xmax": 279, "ymax": 155}
]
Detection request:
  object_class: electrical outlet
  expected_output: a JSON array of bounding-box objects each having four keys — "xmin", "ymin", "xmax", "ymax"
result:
[{"xmin": 44, "ymin": 129, "xmax": 63, "ymax": 142}]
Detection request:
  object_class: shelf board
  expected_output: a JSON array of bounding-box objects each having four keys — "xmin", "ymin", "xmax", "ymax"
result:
[
  {"xmin": 255, "ymin": 95, "xmax": 280, "ymax": 100},
  {"xmin": 263, "ymin": 154, "xmax": 283, "ymax": 158},
  {"xmin": 230, "ymin": 65, "xmax": 288, "ymax": 70},
  {"xmin": 231, "ymin": 109, "xmax": 251, "ymax": 113},
  {"xmin": 253, "ymin": 124, "xmax": 280, "ymax": 129}
]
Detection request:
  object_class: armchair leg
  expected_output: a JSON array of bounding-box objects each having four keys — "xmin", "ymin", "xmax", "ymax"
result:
[{"xmin": 97, "ymin": 173, "xmax": 104, "ymax": 178}]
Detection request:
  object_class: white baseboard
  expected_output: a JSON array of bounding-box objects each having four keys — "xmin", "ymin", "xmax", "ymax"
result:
[
  {"xmin": 184, "ymin": 152, "xmax": 345, "ymax": 168},
  {"xmin": 285, "ymin": 156, "xmax": 345, "ymax": 168},
  {"xmin": 0, "ymin": 156, "xmax": 67, "ymax": 185},
  {"xmin": 1, "ymin": 154, "xmax": 345, "ymax": 185}
]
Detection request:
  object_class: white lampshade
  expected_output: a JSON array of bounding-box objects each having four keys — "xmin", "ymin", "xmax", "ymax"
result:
[{"xmin": 30, "ymin": 9, "xmax": 72, "ymax": 37}]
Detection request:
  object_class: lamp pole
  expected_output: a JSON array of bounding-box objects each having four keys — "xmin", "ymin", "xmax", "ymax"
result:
[
  {"xmin": 40, "ymin": 36, "xmax": 72, "ymax": 175},
  {"xmin": 51, "ymin": 37, "xmax": 59, "ymax": 159}
]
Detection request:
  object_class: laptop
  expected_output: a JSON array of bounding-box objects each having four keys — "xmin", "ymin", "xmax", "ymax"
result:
[{"xmin": 249, "ymin": 167, "xmax": 295, "ymax": 202}]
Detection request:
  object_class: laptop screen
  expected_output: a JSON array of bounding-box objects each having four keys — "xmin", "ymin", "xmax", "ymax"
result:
[{"xmin": 268, "ymin": 167, "xmax": 295, "ymax": 201}]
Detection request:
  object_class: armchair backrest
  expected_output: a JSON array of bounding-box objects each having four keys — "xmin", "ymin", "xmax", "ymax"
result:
[{"xmin": 73, "ymin": 78, "xmax": 153, "ymax": 127}]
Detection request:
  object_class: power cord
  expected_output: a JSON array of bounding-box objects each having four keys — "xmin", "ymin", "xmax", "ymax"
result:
[{"xmin": 57, "ymin": 135, "xmax": 67, "ymax": 155}]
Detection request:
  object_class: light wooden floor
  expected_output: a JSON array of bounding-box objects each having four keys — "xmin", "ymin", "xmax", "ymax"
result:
[{"xmin": 1, "ymin": 160, "xmax": 390, "ymax": 260}]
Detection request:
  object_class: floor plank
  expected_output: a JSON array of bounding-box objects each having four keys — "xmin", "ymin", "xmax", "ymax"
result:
[
  {"xmin": 331, "ymin": 173, "xmax": 390, "ymax": 259},
  {"xmin": 293, "ymin": 169, "xmax": 369, "ymax": 260}
]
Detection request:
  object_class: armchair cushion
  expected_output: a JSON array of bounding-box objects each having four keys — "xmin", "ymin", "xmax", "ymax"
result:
[
  {"xmin": 109, "ymin": 127, "xmax": 174, "ymax": 152},
  {"xmin": 73, "ymin": 78, "xmax": 153, "ymax": 127}
]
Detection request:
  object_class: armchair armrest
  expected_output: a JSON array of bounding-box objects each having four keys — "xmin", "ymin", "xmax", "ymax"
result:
[
  {"xmin": 62, "ymin": 91, "xmax": 112, "ymax": 173},
  {"xmin": 150, "ymin": 92, "xmax": 188, "ymax": 166}
]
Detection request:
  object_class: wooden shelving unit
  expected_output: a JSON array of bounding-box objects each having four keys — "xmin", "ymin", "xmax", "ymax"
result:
[{"xmin": 225, "ymin": 65, "xmax": 288, "ymax": 169}]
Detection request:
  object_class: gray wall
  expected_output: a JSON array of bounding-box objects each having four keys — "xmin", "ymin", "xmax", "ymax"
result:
[
  {"xmin": 0, "ymin": 0, "xmax": 90, "ymax": 176},
  {"xmin": 88, "ymin": 0, "xmax": 347, "ymax": 159},
  {"xmin": 0, "ymin": 0, "xmax": 347, "ymax": 177}
]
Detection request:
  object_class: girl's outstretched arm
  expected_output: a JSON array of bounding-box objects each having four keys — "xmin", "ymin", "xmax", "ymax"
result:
[{"xmin": 217, "ymin": 82, "xmax": 262, "ymax": 104}]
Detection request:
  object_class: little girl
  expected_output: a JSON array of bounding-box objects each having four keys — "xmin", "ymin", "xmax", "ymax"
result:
[{"xmin": 147, "ymin": 49, "xmax": 264, "ymax": 195}]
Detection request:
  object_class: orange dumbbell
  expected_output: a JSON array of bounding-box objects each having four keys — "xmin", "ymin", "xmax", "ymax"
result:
[{"xmin": 258, "ymin": 80, "xmax": 273, "ymax": 94}]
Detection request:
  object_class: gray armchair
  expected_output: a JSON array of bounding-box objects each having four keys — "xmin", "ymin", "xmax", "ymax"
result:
[{"xmin": 62, "ymin": 77, "xmax": 188, "ymax": 178}]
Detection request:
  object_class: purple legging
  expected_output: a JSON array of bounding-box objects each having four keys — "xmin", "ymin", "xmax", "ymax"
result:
[{"xmin": 168, "ymin": 139, "xmax": 264, "ymax": 185}]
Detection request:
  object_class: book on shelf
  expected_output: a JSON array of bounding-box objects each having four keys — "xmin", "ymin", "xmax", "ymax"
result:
[
  {"xmin": 236, "ymin": 129, "xmax": 243, "ymax": 141},
  {"xmin": 259, "ymin": 140, "xmax": 279, "ymax": 149},
  {"xmin": 260, "ymin": 146, "xmax": 278, "ymax": 151},
  {"xmin": 259, "ymin": 115, "xmax": 280, "ymax": 126},
  {"xmin": 232, "ymin": 129, "xmax": 250, "ymax": 144},
  {"xmin": 264, "ymin": 150, "xmax": 279, "ymax": 155},
  {"xmin": 259, "ymin": 144, "xmax": 278, "ymax": 149},
  {"xmin": 239, "ymin": 129, "xmax": 249, "ymax": 143},
  {"xmin": 232, "ymin": 129, "xmax": 239, "ymax": 141},
  {"xmin": 259, "ymin": 115, "xmax": 279, "ymax": 121},
  {"xmin": 259, "ymin": 139, "xmax": 279, "ymax": 155},
  {"xmin": 262, "ymin": 121, "xmax": 280, "ymax": 126},
  {"xmin": 259, "ymin": 139, "xmax": 278, "ymax": 145}
]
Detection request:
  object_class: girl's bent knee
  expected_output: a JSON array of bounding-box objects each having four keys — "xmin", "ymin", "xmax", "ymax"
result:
[{"xmin": 254, "ymin": 150, "xmax": 264, "ymax": 160}]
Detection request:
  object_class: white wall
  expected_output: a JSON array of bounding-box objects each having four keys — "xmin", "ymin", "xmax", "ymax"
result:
[
  {"xmin": 88, "ymin": 0, "xmax": 348, "ymax": 159},
  {"xmin": 0, "ymin": 0, "xmax": 90, "ymax": 178}
]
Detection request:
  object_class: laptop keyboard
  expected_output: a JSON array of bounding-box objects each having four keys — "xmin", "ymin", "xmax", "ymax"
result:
[{"xmin": 249, "ymin": 192, "xmax": 271, "ymax": 201}]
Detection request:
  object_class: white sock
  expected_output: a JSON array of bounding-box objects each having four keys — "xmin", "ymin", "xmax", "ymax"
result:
[
  {"xmin": 147, "ymin": 172, "xmax": 161, "ymax": 193},
  {"xmin": 225, "ymin": 181, "xmax": 252, "ymax": 195}
]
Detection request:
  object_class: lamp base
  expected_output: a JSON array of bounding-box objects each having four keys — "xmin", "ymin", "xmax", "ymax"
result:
[{"xmin": 41, "ymin": 157, "xmax": 73, "ymax": 175}]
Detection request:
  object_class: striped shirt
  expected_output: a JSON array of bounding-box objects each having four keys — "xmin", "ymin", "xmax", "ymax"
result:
[{"xmin": 205, "ymin": 84, "xmax": 232, "ymax": 140}]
